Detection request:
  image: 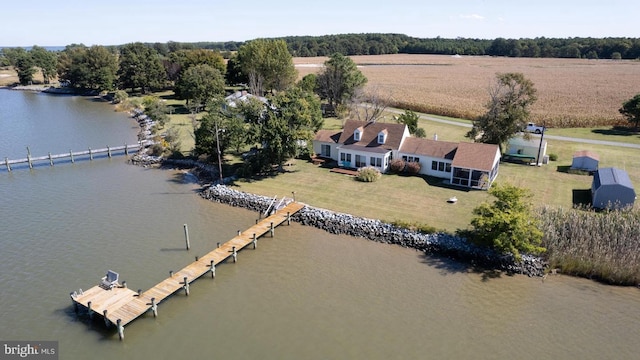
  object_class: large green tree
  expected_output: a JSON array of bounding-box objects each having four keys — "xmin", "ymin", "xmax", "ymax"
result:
[
  {"xmin": 168, "ymin": 49, "xmax": 226, "ymax": 77},
  {"xmin": 466, "ymin": 72, "xmax": 537, "ymax": 152},
  {"xmin": 619, "ymin": 94, "xmax": 640, "ymax": 130},
  {"xmin": 3, "ymin": 47, "xmax": 36, "ymax": 85},
  {"xmin": 235, "ymin": 39, "xmax": 297, "ymax": 96},
  {"xmin": 316, "ymin": 53, "xmax": 367, "ymax": 110},
  {"xmin": 469, "ymin": 183, "xmax": 545, "ymax": 260},
  {"xmin": 174, "ymin": 64, "xmax": 225, "ymax": 111},
  {"xmin": 117, "ymin": 43, "xmax": 165, "ymax": 93},
  {"xmin": 250, "ymin": 86, "xmax": 323, "ymax": 171},
  {"xmin": 30, "ymin": 45, "xmax": 58, "ymax": 84},
  {"xmin": 57, "ymin": 45, "xmax": 118, "ymax": 91}
]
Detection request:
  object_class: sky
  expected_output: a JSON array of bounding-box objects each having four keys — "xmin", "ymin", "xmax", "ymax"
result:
[{"xmin": 1, "ymin": 0, "xmax": 638, "ymax": 47}]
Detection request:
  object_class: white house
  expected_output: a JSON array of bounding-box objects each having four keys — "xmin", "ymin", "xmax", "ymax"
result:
[{"xmin": 313, "ymin": 120, "xmax": 501, "ymax": 189}]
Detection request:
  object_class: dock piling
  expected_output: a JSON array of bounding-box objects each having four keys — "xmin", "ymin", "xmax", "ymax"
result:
[
  {"xmin": 210, "ymin": 260, "xmax": 216, "ymax": 278},
  {"xmin": 87, "ymin": 301, "xmax": 93, "ymax": 320},
  {"xmin": 117, "ymin": 319, "xmax": 124, "ymax": 340},
  {"xmin": 232, "ymin": 246, "xmax": 237, "ymax": 262},
  {"xmin": 48, "ymin": 152, "xmax": 53, "ymax": 166},
  {"xmin": 184, "ymin": 224, "xmax": 190, "ymax": 250},
  {"xmin": 69, "ymin": 150, "xmax": 74, "ymax": 163},
  {"xmin": 89, "ymin": 147, "xmax": 93, "ymax": 161},
  {"xmin": 151, "ymin": 298, "xmax": 157, "ymax": 317},
  {"xmin": 252, "ymin": 233, "xmax": 257, "ymax": 249},
  {"xmin": 103, "ymin": 310, "xmax": 110, "ymax": 327},
  {"xmin": 5, "ymin": 157, "xmax": 10, "ymax": 172},
  {"xmin": 107, "ymin": 146, "xmax": 112, "ymax": 158},
  {"xmin": 183, "ymin": 277, "xmax": 190, "ymax": 296},
  {"xmin": 270, "ymin": 222, "xmax": 274, "ymax": 237}
]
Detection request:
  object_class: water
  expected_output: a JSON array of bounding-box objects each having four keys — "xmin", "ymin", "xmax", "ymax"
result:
[{"xmin": 1, "ymin": 89, "xmax": 639, "ymax": 359}]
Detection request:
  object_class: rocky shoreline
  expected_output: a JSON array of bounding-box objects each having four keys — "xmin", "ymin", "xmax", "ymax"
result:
[{"xmin": 199, "ymin": 184, "xmax": 548, "ymax": 277}]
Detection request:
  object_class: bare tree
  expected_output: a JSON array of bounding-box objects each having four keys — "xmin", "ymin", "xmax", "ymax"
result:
[{"xmin": 347, "ymin": 86, "xmax": 392, "ymax": 123}]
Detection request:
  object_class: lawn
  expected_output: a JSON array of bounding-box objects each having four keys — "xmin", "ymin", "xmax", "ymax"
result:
[{"xmin": 222, "ymin": 114, "xmax": 640, "ymax": 233}]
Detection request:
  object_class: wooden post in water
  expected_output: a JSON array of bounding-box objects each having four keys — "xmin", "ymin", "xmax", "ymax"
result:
[
  {"xmin": 27, "ymin": 146, "xmax": 32, "ymax": 169},
  {"xmin": 151, "ymin": 298, "xmax": 157, "ymax": 317},
  {"xmin": 170, "ymin": 270, "xmax": 174, "ymax": 277},
  {"xmin": 103, "ymin": 310, "xmax": 109, "ymax": 327},
  {"xmin": 183, "ymin": 277, "xmax": 190, "ymax": 296},
  {"xmin": 232, "ymin": 246, "xmax": 237, "ymax": 262},
  {"xmin": 270, "ymin": 222, "xmax": 274, "ymax": 237},
  {"xmin": 184, "ymin": 224, "xmax": 190, "ymax": 250},
  {"xmin": 210, "ymin": 260, "xmax": 216, "ymax": 279},
  {"xmin": 70, "ymin": 150, "xmax": 74, "ymax": 163},
  {"xmin": 5, "ymin": 157, "xmax": 10, "ymax": 172},
  {"xmin": 48, "ymin": 152, "xmax": 53, "ymax": 166},
  {"xmin": 137, "ymin": 289, "xmax": 142, "ymax": 297},
  {"xmin": 89, "ymin": 147, "xmax": 93, "ymax": 161},
  {"xmin": 253, "ymin": 233, "xmax": 257, "ymax": 249},
  {"xmin": 107, "ymin": 146, "xmax": 112, "ymax": 158},
  {"xmin": 217, "ymin": 242, "xmax": 220, "ymax": 248},
  {"xmin": 124, "ymin": 144, "xmax": 129, "ymax": 156},
  {"xmin": 287, "ymin": 212, "xmax": 291, "ymax": 225},
  {"xmin": 87, "ymin": 301, "xmax": 93, "ymax": 320},
  {"xmin": 117, "ymin": 319, "xmax": 124, "ymax": 340}
]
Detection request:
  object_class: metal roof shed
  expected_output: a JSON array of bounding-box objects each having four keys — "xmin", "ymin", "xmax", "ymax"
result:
[
  {"xmin": 572, "ymin": 150, "xmax": 599, "ymax": 172},
  {"xmin": 591, "ymin": 167, "xmax": 636, "ymax": 209}
]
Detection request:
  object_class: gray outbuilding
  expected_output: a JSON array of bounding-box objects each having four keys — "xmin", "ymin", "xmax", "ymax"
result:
[
  {"xmin": 591, "ymin": 167, "xmax": 636, "ymax": 209},
  {"xmin": 571, "ymin": 150, "xmax": 599, "ymax": 172}
]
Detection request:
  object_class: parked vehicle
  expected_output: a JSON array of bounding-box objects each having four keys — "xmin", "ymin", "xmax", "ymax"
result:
[{"xmin": 525, "ymin": 122, "xmax": 545, "ymax": 134}]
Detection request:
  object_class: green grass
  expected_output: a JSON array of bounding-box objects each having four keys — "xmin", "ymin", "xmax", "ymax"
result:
[
  {"xmin": 546, "ymin": 126, "xmax": 640, "ymax": 145},
  {"xmin": 134, "ymin": 93, "xmax": 640, "ymax": 234}
]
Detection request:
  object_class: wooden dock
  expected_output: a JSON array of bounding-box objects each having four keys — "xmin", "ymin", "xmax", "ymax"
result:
[
  {"xmin": 70, "ymin": 200, "xmax": 305, "ymax": 340},
  {"xmin": 4, "ymin": 143, "xmax": 144, "ymax": 171}
]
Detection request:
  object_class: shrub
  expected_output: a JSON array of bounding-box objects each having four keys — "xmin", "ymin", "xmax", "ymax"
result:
[
  {"xmin": 356, "ymin": 166, "xmax": 381, "ymax": 182},
  {"xmin": 112, "ymin": 90, "xmax": 128, "ymax": 104},
  {"xmin": 548, "ymin": 153, "xmax": 558, "ymax": 161},
  {"xmin": 388, "ymin": 158, "xmax": 405, "ymax": 173},
  {"xmin": 405, "ymin": 161, "xmax": 421, "ymax": 174}
]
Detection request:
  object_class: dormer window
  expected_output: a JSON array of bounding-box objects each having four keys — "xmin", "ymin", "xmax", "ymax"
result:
[
  {"xmin": 354, "ymin": 127, "xmax": 363, "ymax": 141},
  {"xmin": 377, "ymin": 129, "xmax": 388, "ymax": 144}
]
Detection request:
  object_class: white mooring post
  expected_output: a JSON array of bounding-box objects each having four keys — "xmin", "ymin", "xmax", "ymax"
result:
[
  {"xmin": 48, "ymin": 152, "xmax": 53, "ymax": 166},
  {"xmin": 117, "ymin": 319, "xmax": 124, "ymax": 340},
  {"xmin": 124, "ymin": 143, "xmax": 129, "ymax": 156},
  {"xmin": 184, "ymin": 224, "xmax": 190, "ymax": 250},
  {"xmin": 210, "ymin": 260, "xmax": 216, "ymax": 279},
  {"xmin": 89, "ymin": 147, "xmax": 93, "ymax": 161},
  {"xmin": 151, "ymin": 297, "xmax": 158, "ymax": 317},
  {"xmin": 252, "ymin": 233, "xmax": 257, "ymax": 249},
  {"xmin": 5, "ymin": 157, "xmax": 10, "ymax": 172},
  {"xmin": 183, "ymin": 277, "xmax": 190, "ymax": 296},
  {"xmin": 107, "ymin": 146, "xmax": 112, "ymax": 158},
  {"xmin": 70, "ymin": 150, "xmax": 74, "ymax": 163},
  {"xmin": 232, "ymin": 246, "xmax": 237, "ymax": 262},
  {"xmin": 287, "ymin": 212, "xmax": 291, "ymax": 225}
]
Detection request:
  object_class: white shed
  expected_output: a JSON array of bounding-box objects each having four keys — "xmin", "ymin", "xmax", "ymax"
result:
[{"xmin": 571, "ymin": 150, "xmax": 599, "ymax": 172}]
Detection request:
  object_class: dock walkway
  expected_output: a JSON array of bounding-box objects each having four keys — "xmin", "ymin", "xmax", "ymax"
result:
[{"xmin": 70, "ymin": 201, "xmax": 305, "ymax": 339}]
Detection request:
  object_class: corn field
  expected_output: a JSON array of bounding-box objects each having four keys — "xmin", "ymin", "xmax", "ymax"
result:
[
  {"xmin": 295, "ymin": 54, "xmax": 640, "ymax": 128},
  {"xmin": 537, "ymin": 206, "xmax": 640, "ymax": 285}
]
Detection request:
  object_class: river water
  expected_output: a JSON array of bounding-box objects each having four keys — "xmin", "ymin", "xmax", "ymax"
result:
[{"xmin": 0, "ymin": 89, "xmax": 639, "ymax": 359}]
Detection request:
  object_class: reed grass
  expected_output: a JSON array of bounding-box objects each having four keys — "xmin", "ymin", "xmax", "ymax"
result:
[{"xmin": 537, "ymin": 206, "xmax": 640, "ymax": 285}]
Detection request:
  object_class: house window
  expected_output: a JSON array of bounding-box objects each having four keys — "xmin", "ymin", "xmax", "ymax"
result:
[
  {"xmin": 340, "ymin": 153, "xmax": 352, "ymax": 163},
  {"xmin": 432, "ymin": 160, "xmax": 451, "ymax": 172},
  {"xmin": 354, "ymin": 128, "xmax": 362, "ymax": 141},
  {"xmin": 404, "ymin": 156, "xmax": 420, "ymax": 163},
  {"xmin": 355, "ymin": 155, "xmax": 367, "ymax": 168},
  {"xmin": 321, "ymin": 144, "xmax": 331, "ymax": 157},
  {"xmin": 377, "ymin": 132, "xmax": 387, "ymax": 144},
  {"xmin": 370, "ymin": 157, "xmax": 382, "ymax": 167}
]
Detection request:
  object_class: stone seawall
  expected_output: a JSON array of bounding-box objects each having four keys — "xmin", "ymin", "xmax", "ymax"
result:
[{"xmin": 200, "ymin": 185, "xmax": 547, "ymax": 277}]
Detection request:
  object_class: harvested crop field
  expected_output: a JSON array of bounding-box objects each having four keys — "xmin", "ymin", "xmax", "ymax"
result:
[{"xmin": 294, "ymin": 54, "xmax": 640, "ymax": 128}]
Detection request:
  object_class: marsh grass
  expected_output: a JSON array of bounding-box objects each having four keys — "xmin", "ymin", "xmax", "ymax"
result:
[{"xmin": 538, "ymin": 206, "xmax": 640, "ymax": 285}]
